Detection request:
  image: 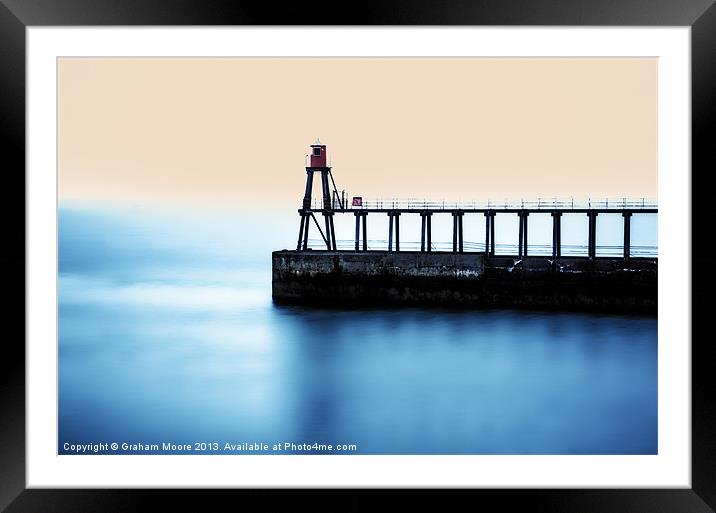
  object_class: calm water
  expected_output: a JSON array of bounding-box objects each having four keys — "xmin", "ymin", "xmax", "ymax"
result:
[{"xmin": 58, "ymin": 205, "xmax": 657, "ymax": 455}]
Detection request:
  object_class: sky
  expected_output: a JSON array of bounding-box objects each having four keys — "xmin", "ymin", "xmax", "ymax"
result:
[{"xmin": 58, "ymin": 58, "xmax": 657, "ymax": 207}]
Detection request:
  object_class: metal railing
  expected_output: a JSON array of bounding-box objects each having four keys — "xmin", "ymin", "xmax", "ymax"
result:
[
  {"xmin": 305, "ymin": 239, "xmax": 658, "ymax": 257},
  {"xmin": 307, "ymin": 197, "xmax": 657, "ymax": 211}
]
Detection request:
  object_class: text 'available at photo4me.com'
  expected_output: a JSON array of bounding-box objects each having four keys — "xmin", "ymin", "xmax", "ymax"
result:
[{"xmin": 62, "ymin": 441, "xmax": 359, "ymax": 454}]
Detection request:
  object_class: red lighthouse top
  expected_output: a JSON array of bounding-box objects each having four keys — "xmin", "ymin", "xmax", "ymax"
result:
[{"xmin": 309, "ymin": 139, "xmax": 327, "ymax": 167}]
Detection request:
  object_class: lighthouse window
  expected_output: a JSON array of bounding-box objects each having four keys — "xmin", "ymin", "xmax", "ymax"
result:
[{"xmin": 312, "ymin": 147, "xmax": 321, "ymax": 156}]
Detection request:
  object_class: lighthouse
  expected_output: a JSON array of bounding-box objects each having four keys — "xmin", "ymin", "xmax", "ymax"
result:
[
  {"xmin": 297, "ymin": 139, "xmax": 339, "ymax": 251},
  {"xmin": 309, "ymin": 139, "xmax": 327, "ymax": 167}
]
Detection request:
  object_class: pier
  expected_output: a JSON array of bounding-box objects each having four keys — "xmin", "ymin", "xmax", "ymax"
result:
[{"xmin": 273, "ymin": 141, "xmax": 657, "ymax": 312}]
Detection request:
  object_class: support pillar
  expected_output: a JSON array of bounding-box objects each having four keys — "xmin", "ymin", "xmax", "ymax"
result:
[
  {"xmin": 420, "ymin": 213, "xmax": 427, "ymax": 252},
  {"xmin": 522, "ymin": 211, "xmax": 529, "ymax": 257},
  {"xmin": 484, "ymin": 211, "xmax": 496, "ymax": 257},
  {"xmin": 302, "ymin": 170, "xmax": 314, "ymax": 209},
  {"xmin": 297, "ymin": 212, "xmax": 306, "ymax": 250},
  {"xmin": 362, "ymin": 212, "xmax": 368, "ymax": 251},
  {"xmin": 623, "ymin": 211, "xmax": 632, "ymax": 260},
  {"xmin": 388, "ymin": 213, "xmax": 394, "ymax": 252},
  {"xmin": 490, "ymin": 214, "xmax": 496, "ymax": 256},
  {"xmin": 329, "ymin": 213, "xmax": 337, "ymax": 251},
  {"xmin": 383, "ymin": 212, "xmax": 402, "ymax": 251},
  {"xmin": 302, "ymin": 211, "xmax": 310, "ymax": 250},
  {"xmin": 458, "ymin": 213, "xmax": 464, "ymax": 253},
  {"xmin": 452, "ymin": 211, "xmax": 464, "ymax": 253},
  {"xmin": 320, "ymin": 171, "xmax": 331, "ymax": 210},
  {"xmin": 518, "ymin": 213, "xmax": 524, "ymax": 257},
  {"xmin": 354, "ymin": 211, "xmax": 360, "ymax": 251},
  {"xmin": 426, "ymin": 213, "xmax": 432, "ymax": 252},
  {"xmin": 395, "ymin": 212, "xmax": 400, "ymax": 252},
  {"xmin": 484, "ymin": 211, "xmax": 491, "ymax": 257},
  {"xmin": 588, "ymin": 211, "xmax": 598, "ymax": 259},
  {"xmin": 551, "ymin": 211, "xmax": 562, "ymax": 259},
  {"xmin": 323, "ymin": 213, "xmax": 333, "ymax": 251}
]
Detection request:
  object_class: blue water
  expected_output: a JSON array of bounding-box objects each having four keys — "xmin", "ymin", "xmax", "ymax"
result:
[{"xmin": 58, "ymin": 205, "xmax": 657, "ymax": 455}]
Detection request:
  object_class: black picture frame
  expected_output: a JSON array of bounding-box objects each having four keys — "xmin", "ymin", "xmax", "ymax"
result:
[{"xmin": 2, "ymin": 1, "xmax": 714, "ymax": 511}]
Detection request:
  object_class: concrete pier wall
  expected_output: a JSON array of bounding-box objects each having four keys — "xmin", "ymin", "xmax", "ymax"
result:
[{"xmin": 271, "ymin": 250, "xmax": 657, "ymax": 313}]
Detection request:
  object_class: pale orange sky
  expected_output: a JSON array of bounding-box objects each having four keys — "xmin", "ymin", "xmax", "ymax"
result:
[{"xmin": 58, "ymin": 58, "xmax": 657, "ymax": 206}]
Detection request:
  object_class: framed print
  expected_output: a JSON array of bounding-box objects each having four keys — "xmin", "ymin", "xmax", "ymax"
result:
[{"xmin": 2, "ymin": 0, "xmax": 716, "ymax": 511}]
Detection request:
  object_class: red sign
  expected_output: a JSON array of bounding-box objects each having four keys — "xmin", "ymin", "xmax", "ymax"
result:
[{"xmin": 352, "ymin": 197, "xmax": 363, "ymax": 206}]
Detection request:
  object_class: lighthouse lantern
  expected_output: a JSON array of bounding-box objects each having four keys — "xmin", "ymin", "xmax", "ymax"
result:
[{"xmin": 309, "ymin": 138, "xmax": 327, "ymax": 168}]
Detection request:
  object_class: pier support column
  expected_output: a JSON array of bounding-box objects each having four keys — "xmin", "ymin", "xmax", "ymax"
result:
[
  {"xmin": 302, "ymin": 170, "xmax": 314, "ymax": 209},
  {"xmin": 588, "ymin": 211, "xmax": 598, "ymax": 259},
  {"xmin": 427, "ymin": 213, "xmax": 432, "ymax": 252},
  {"xmin": 354, "ymin": 211, "xmax": 360, "ymax": 251},
  {"xmin": 362, "ymin": 212, "xmax": 368, "ymax": 251},
  {"xmin": 518, "ymin": 211, "xmax": 529, "ymax": 257},
  {"xmin": 388, "ymin": 213, "xmax": 394, "ymax": 252},
  {"xmin": 320, "ymin": 171, "xmax": 332, "ymax": 210},
  {"xmin": 484, "ymin": 211, "xmax": 496, "ymax": 257},
  {"xmin": 395, "ymin": 213, "xmax": 401, "ymax": 252},
  {"xmin": 384, "ymin": 212, "xmax": 402, "ymax": 252},
  {"xmin": 323, "ymin": 212, "xmax": 335, "ymax": 251},
  {"xmin": 518, "ymin": 212, "xmax": 524, "ymax": 257},
  {"xmin": 524, "ymin": 212, "xmax": 529, "ymax": 256},
  {"xmin": 360, "ymin": 212, "xmax": 368, "ymax": 251},
  {"xmin": 623, "ymin": 211, "xmax": 632, "ymax": 260},
  {"xmin": 459, "ymin": 212, "xmax": 464, "ymax": 252},
  {"xmin": 420, "ymin": 213, "xmax": 427, "ymax": 252},
  {"xmin": 420, "ymin": 212, "xmax": 432, "ymax": 252},
  {"xmin": 330, "ymin": 213, "xmax": 337, "ymax": 251},
  {"xmin": 302, "ymin": 210, "xmax": 310, "ymax": 250},
  {"xmin": 297, "ymin": 212, "xmax": 306, "ymax": 251},
  {"xmin": 484, "ymin": 211, "xmax": 491, "ymax": 257},
  {"xmin": 551, "ymin": 211, "xmax": 562, "ymax": 259},
  {"xmin": 491, "ymin": 214, "xmax": 496, "ymax": 256},
  {"xmin": 452, "ymin": 211, "xmax": 464, "ymax": 253}
]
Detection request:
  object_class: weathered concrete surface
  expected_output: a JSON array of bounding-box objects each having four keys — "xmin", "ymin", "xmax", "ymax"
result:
[{"xmin": 272, "ymin": 250, "xmax": 657, "ymax": 313}]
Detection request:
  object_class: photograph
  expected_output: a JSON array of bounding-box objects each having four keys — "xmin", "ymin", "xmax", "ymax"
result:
[{"xmin": 57, "ymin": 56, "xmax": 658, "ymax": 456}]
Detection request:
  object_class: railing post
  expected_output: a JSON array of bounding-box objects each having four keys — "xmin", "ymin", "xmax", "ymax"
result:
[
  {"xmin": 452, "ymin": 212, "xmax": 458, "ymax": 253},
  {"xmin": 354, "ymin": 211, "xmax": 360, "ymax": 251}
]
